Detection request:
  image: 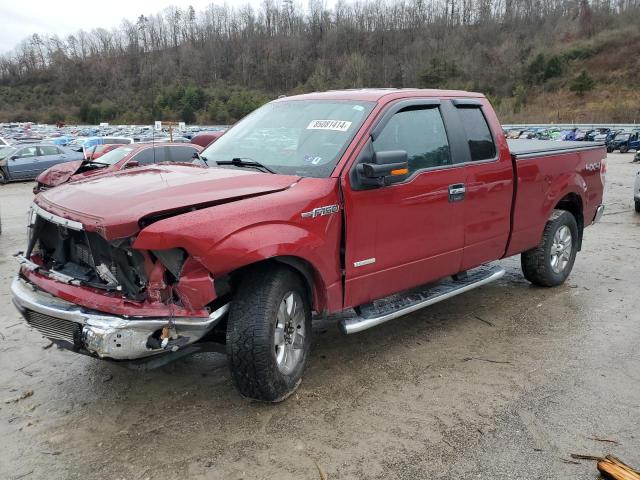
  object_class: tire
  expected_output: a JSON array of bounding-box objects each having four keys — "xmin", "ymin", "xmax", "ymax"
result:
[
  {"xmin": 635, "ymin": 199, "xmax": 640, "ymax": 213},
  {"xmin": 0, "ymin": 168, "xmax": 7, "ymax": 185},
  {"xmin": 606, "ymin": 145, "xmax": 614, "ymax": 153},
  {"xmin": 521, "ymin": 209, "xmax": 579, "ymax": 287},
  {"xmin": 620, "ymin": 145, "xmax": 629, "ymax": 154},
  {"xmin": 226, "ymin": 265, "xmax": 312, "ymax": 402}
]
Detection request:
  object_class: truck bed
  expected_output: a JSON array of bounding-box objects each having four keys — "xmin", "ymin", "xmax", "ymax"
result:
[{"xmin": 507, "ymin": 139, "xmax": 605, "ymax": 159}]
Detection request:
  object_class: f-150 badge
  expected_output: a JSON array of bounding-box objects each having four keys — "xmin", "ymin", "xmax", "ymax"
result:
[{"xmin": 301, "ymin": 204, "xmax": 340, "ymax": 219}]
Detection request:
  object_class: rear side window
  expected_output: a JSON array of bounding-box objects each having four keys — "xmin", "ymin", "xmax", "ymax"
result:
[
  {"xmin": 457, "ymin": 108, "xmax": 497, "ymax": 161},
  {"xmin": 167, "ymin": 146, "xmax": 198, "ymax": 162},
  {"xmin": 373, "ymin": 107, "xmax": 451, "ymax": 174},
  {"xmin": 39, "ymin": 145, "xmax": 60, "ymax": 156},
  {"xmin": 131, "ymin": 148, "xmax": 158, "ymax": 165}
]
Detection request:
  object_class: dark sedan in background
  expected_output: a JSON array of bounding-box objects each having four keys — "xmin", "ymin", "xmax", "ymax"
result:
[{"xmin": 0, "ymin": 144, "xmax": 84, "ymax": 183}]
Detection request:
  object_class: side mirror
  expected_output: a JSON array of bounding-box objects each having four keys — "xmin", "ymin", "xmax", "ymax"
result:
[
  {"xmin": 356, "ymin": 150, "xmax": 409, "ymax": 187},
  {"xmin": 125, "ymin": 160, "xmax": 140, "ymax": 169},
  {"xmin": 192, "ymin": 152, "xmax": 199, "ymax": 159},
  {"xmin": 10, "ymin": 155, "xmax": 17, "ymax": 160}
]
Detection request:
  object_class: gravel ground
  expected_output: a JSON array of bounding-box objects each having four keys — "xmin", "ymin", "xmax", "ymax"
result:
[{"xmin": 0, "ymin": 153, "xmax": 638, "ymax": 480}]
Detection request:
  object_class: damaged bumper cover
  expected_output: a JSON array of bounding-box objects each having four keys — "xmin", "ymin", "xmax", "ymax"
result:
[{"xmin": 11, "ymin": 276, "xmax": 228, "ymax": 361}]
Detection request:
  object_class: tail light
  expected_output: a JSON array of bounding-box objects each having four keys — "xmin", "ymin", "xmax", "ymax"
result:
[{"xmin": 600, "ymin": 158, "xmax": 607, "ymax": 186}]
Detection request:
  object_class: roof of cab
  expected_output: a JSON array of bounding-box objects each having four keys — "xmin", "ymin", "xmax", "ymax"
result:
[{"xmin": 273, "ymin": 88, "xmax": 485, "ymax": 103}]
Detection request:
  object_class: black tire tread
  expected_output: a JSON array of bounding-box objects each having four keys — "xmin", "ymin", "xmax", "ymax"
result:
[
  {"xmin": 226, "ymin": 264, "xmax": 310, "ymax": 402},
  {"xmin": 521, "ymin": 209, "xmax": 578, "ymax": 287},
  {"xmin": 635, "ymin": 199, "xmax": 640, "ymax": 213}
]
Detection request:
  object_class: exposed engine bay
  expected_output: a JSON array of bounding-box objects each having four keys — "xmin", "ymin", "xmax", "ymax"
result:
[
  {"xmin": 24, "ymin": 204, "xmax": 221, "ymax": 312},
  {"xmin": 29, "ymin": 216, "xmax": 147, "ymax": 299}
]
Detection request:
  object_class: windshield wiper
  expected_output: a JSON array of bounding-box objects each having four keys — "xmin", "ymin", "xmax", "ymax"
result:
[{"xmin": 216, "ymin": 157, "xmax": 275, "ymax": 174}]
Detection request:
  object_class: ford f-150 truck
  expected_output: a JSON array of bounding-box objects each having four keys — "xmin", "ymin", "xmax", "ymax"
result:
[{"xmin": 12, "ymin": 89, "xmax": 606, "ymax": 402}]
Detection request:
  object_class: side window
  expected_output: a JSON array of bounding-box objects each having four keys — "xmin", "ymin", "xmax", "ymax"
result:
[
  {"xmin": 457, "ymin": 108, "xmax": 497, "ymax": 161},
  {"xmin": 16, "ymin": 146, "xmax": 38, "ymax": 158},
  {"xmin": 152, "ymin": 147, "xmax": 170, "ymax": 163},
  {"xmin": 167, "ymin": 146, "xmax": 197, "ymax": 162},
  {"xmin": 38, "ymin": 145, "xmax": 60, "ymax": 156},
  {"xmin": 373, "ymin": 108, "xmax": 450, "ymax": 174},
  {"xmin": 130, "ymin": 148, "xmax": 156, "ymax": 166}
]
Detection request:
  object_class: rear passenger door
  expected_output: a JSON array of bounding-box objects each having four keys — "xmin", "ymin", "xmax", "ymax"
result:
[
  {"xmin": 452, "ymin": 101, "xmax": 514, "ymax": 270},
  {"xmin": 37, "ymin": 145, "xmax": 66, "ymax": 172}
]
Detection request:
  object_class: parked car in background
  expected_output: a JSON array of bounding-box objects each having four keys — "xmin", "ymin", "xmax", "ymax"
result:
[
  {"xmin": 607, "ymin": 131, "xmax": 639, "ymax": 153},
  {"xmin": 0, "ymin": 144, "xmax": 83, "ymax": 183},
  {"xmin": 34, "ymin": 142, "xmax": 203, "ymax": 192},
  {"xmin": 558, "ymin": 129, "xmax": 577, "ymax": 141},
  {"xmin": 84, "ymin": 144, "xmax": 122, "ymax": 161},
  {"xmin": 574, "ymin": 130, "xmax": 588, "ymax": 141},
  {"xmin": 635, "ymin": 170, "xmax": 640, "ymax": 213},
  {"xmin": 83, "ymin": 137, "xmax": 133, "ymax": 159},
  {"xmin": 586, "ymin": 128, "xmax": 607, "ymax": 141},
  {"xmin": 44, "ymin": 136, "xmax": 74, "ymax": 146},
  {"xmin": 595, "ymin": 129, "xmax": 622, "ymax": 143},
  {"xmin": 191, "ymin": 130, "xmax": 226, "ymax": 148}
]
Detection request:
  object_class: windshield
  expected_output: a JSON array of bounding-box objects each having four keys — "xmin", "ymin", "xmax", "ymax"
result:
[
  {"xmin": 615, "ymin": 133, "xmax": 630, "ymax": 140},
  {"xmin": 92, "ymin": 146, "xmax": 133, "ymax": 165},
  {"xmin": 201, "ymin": 100, "xmax": 375, "ymax": 177},
  {"xmin": 0, "ymin": 147, "xmax": 16, "ymax": 160}
]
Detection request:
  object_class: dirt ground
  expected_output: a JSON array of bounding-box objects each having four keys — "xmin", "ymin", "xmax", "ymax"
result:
[{"xmin": 0, "ymin": 153, "xmax": 638, "ymax": 480}]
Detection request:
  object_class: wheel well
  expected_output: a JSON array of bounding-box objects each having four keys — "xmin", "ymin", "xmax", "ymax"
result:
[
  {"xmin": 226, "ymin": 257, "xmax": 325, "ymax": 313},
  {"xmin": 555, "ymin": 193, "xmax": 584, "ymax": 250}
]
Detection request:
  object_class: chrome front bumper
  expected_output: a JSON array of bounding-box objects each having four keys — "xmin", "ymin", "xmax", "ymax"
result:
[
  {"xmin": 593, "ymin": 204, "xmax": 605, "ymax": 224},
  {"xmin": 11, "ymin": 277, "xmax": 228, "ymax": 360}
]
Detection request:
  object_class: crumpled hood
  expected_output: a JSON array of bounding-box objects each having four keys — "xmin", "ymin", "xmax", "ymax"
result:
[
  {"xmin": 36, "ymin": 160, "xmax": 85, "ymax": 186},
  {"xmin": 35, "ymin": 164, "xmax": 300, "ymax": 239}
]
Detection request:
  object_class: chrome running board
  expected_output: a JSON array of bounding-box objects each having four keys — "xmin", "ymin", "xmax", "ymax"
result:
[{"xmin": 339, "ymin": 264, "xmax": 505, "ymax": 334}]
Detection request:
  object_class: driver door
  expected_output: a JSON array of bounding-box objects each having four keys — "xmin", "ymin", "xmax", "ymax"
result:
[
  {"xmin": 341, "ymin": 101, "xmax": 466, "ymax": 308},
  {"xmin": 8, "ymin": 146, "xmax": 40, "ymax": 179}
]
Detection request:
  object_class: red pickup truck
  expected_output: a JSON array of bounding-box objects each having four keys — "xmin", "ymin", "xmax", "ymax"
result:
[{"xmin": 13, "ymin": 89, "xmax": 606, "ymax": 402}]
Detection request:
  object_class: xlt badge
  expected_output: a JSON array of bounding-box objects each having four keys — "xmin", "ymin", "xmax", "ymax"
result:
[{"xmin": 301, "ymin": 204, "xmax": 340, "ymax": 219}]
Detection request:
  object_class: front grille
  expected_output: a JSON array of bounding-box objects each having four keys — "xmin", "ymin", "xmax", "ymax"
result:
[{"xmin": 24, "ymin": 310, "xmax": 81, "ymax": 343}]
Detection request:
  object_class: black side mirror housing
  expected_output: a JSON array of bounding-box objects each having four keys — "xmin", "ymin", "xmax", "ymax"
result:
[
  {"xmin": 10, "ymin": 155, "xmax": 17, "ymax": 160},
  {"xmin": 356, "ymin": 150, "xmax": 409, "ymax": 187},
  {"xmin": 125, "ymin": 160, "xmax": 140, "ymax": 169}
]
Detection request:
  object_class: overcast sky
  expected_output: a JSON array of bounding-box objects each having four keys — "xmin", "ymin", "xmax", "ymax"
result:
[{"xmin": 0, "ymin": 0, "xmax": 299, "ymax": 54}]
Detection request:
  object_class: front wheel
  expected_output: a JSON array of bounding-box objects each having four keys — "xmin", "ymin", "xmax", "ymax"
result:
[
  {"xmin": 0, "ymin": 168, "xmax": 8, "ymax": 184},
  {"xmin": 521, "ymin": 210, "xmax": 579, "ymax": 287},
  {"xmin": 620, "ymin": 144, "xmax": 629, "ymax": 154},
  {"xmin": 635, "ymin": 199, "xmax": 640, "ymax": 213},
  {"xmin": 226, "ymin": 265, "xmax": 311, "ymax": 402}
]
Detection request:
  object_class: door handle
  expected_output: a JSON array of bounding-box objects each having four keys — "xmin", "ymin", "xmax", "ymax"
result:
[{"xmin": 448, "ymin": 183, "xmax": 465, "ymax": 202}]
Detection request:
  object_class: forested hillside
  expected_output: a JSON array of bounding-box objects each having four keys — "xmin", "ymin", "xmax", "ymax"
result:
[{"xmin": 1, "ymin": 0, "xmax": 639, "ymax": 124}]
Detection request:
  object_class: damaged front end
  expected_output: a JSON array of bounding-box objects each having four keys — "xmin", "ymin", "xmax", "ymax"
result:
[{"xmin": 12, "ymin": 204, "xmax": 228, "ymax": 363}]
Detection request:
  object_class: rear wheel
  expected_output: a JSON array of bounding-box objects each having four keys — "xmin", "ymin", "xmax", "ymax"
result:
[
  {"xmin": 620, "ymin": 144, "xmax": 629, "ymax": 154},
  {"xmin": 226, "ymin": 265, "xmax": 311, "ymax": 402},
  {"xmin": 521, "ymin": 210, "xmax": 579, "ymax": 287},
  {"xmin": 635, "ymin": 199, "xmax": 640, "ymax": 213}
]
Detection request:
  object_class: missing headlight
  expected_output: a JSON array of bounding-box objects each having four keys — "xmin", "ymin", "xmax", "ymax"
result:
[{"xmin": 152, "ymin": 248, "xmax": 187, "ymax": 280}]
